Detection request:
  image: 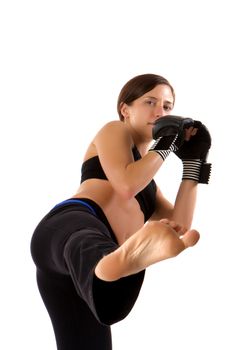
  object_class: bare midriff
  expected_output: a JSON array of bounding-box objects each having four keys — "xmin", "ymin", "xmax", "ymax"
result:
[{"xmin": 72, "ymin": 179, "xmax": 145, "ymax": 245}]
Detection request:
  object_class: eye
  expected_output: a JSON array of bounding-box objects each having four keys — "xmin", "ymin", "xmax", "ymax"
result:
[
  {"xmin": 164, "ymin": 104, "xmax": 173, "ymax": 112},
  {"xmin": 146, "ymin": 100, "xmax": 156, "ymax": 106}
]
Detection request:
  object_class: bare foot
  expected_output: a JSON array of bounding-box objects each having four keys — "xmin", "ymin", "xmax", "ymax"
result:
[
  {"xmin": 95, "ymin": 219, "xmax": 200, "ymax": 281},
  {"xmin": 120, "ymin": 219, "xmax": 200, "ymax": 276}
]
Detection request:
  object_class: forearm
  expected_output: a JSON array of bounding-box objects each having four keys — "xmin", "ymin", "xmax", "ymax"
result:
[
  {"xmin": 171, "ymin": 180, "xmax": 198, "ymax": 229},
  {"xmin": 124, "ymin": 151, "xmax": 163, "ymax": 196}
]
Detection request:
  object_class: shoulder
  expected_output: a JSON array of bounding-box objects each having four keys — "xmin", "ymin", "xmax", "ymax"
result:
[
  {"xmin": 97, "ymin": 120, "xmax": 129, "ymax": 134},
  {"xmin": 94, "ymin": 120, "xmax": 133, "ymax": 146}
]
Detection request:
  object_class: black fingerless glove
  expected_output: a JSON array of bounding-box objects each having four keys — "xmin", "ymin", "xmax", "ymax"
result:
[
  {"xmin": 149, "ymin": 134, "xmax": 179, "ymax": 160},
  {"xmin": 174, "ymin": 121, "xmax": 212, "ymax": 184},
  {"xmin": 149, "ymin": 115, "xmax": 194, "ymax": 160}
]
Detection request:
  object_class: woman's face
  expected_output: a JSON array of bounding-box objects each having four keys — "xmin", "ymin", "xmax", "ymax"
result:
[{"xmin": 121, "ymin": 84, "xmax": 174, "ymax": 141}]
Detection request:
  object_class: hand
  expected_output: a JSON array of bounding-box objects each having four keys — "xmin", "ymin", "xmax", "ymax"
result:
[
  {"xmin": 173, "ymin": 121, "xmax": 212, "ymax": 184},
  {"xmin": 149, "ymin": 115, "xmax": 194, "ymax": 160},
  {"xmin": 152, "ymin": 115, "xmax": 194, "ymax": 144},
  {"xmin": 175, "ymin": 121, "xmax": 211, "ymax": 162}
]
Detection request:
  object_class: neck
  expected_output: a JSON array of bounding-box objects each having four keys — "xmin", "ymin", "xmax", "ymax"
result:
[
  {"xmin": 124, "ymin": 122, "xmax": 153, "ymax": 156},
  {"xmin": 134, "ymin": 142, "xmax": 152, "ymax": 157}
]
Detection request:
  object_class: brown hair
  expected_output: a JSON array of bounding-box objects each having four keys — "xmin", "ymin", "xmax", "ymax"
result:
[{"xmin": 117, "ymin": 73, "xmax": 175, "ymax": 121}]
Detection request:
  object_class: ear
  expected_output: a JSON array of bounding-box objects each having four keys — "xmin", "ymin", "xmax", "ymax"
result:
[{"xmin": 120, "ymin": 103, "xmax": 130, "ymax": 120}]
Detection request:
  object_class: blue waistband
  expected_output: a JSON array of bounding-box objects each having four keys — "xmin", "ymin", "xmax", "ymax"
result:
[{"xmin": 52, "ymin": 199, "xmax": 97, "ymax": 216}]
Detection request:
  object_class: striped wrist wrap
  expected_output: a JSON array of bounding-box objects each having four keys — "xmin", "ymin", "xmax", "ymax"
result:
[
  {"xmin": 149, "ymin": 135, "xmax": 179, "ymax": 161},
  {"xmin": 182, "ymin": 160, "xmax": 212, "ymax": 184}
]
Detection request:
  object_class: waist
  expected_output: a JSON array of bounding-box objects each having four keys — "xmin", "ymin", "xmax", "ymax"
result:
[
  {"xmin": 50, "ymin": 197, "xmax": 117, "ymax": 243},
  {"xmin": 52, "ymin": 198, "xmax": 97, "ymax": 216},
  {"xmin": 77, "ymin": 179, "xmax": 156, "ymax": 222}
]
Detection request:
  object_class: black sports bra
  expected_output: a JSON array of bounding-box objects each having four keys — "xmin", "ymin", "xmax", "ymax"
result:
[{"xmin": 80, "ymin": 147, "xmax": 157, "ymax": 221}]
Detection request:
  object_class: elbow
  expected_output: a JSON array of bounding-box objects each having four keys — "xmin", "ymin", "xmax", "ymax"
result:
[{"xmin": 115, "ymin": 183, "xmax": 136, "ymax": 200}]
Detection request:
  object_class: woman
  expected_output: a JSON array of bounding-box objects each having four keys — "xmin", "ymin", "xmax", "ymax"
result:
[{"xmin": 31, "ymin": 73, "xmax": 210, "ymax": 350}]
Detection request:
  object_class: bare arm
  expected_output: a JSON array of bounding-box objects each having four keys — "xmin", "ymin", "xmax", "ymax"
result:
[
  {"xmin": 95, "ymin": 121, "xmax": 197, "ymax": 228},
  {"xmin": 94, "ymin": 121, "xmax": 164, "ymax": 199},
  {"xmin": 150, "ymin": 180, "xmax": 198, "ymax": 229},
  {"xmin": 172, "ymin": 180, "xmax": 198, "ymax": 228}
]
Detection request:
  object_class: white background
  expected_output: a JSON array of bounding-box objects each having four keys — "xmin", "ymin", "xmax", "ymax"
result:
[{"xmin": 1, "ymin": 1, "xmax": 231, "ymax": 349}]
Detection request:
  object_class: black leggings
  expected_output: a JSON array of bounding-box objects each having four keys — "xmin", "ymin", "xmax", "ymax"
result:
[{"xmin": 30, "ymin": 198, "xmax": 145, "ymax": 350}]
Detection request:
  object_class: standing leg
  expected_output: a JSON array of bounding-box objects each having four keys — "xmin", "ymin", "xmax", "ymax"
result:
[{"xmin": 36, "ymin": 269, "xmax": 112, "ymax": 350}]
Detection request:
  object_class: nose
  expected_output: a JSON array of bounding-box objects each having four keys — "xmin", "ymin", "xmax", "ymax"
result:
[{"xmin": 154, "ymin": 104, "xmax": 167, "ymax": 119}]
